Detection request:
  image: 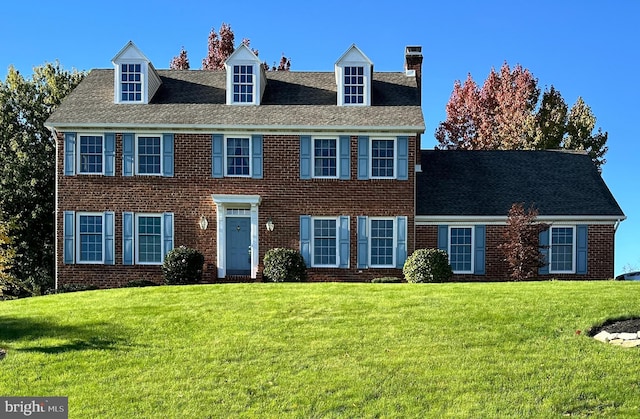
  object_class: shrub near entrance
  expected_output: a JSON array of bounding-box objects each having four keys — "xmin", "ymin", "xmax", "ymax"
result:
[
  {"xmin": 163, "ymin": 246, "xmax": 205, "ymax": 284},
  {"xmin": 403, "ymin": 248, "xmax": 453, "ymax": 283},
  {"xmin": 263, "ymin": 248, "xmax": 307, "ymax": 282}
]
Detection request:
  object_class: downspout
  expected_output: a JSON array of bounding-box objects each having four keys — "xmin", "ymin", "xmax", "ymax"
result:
[{"xmin": 48, "ymin": 126, "xmax": 59, "ymax": 291}]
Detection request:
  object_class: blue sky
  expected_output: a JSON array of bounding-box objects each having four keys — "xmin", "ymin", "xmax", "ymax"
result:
[{"xmin": 2, "ymin": 0, "xmax": 638, "ymax": 275}]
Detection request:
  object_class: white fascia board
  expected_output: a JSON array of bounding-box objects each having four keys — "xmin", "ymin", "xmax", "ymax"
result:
[
  {"xmin": 415, "ymin": 215, "xmax": 626, "ymax": 226},
  {"xmin": 45, "ymin": 123, "xmax": 426, "ymax": 135}
]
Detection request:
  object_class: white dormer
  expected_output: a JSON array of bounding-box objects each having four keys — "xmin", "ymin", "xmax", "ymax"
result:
[
  {"xmin": 335, "ymin": 44, "xmax": 373, "ymax": 107},
  {"xmin": 112, "ymin": 41, "xmax": 162, "ymax": 104},
  {"xmin": 224, "ymin": 44, "xmax": 267, "ymax": 106}
]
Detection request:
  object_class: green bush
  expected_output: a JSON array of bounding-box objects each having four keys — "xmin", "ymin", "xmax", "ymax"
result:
[
  {"xmin": 44, "ymin": 283, "xmax": 99, "ymax": 295},
  {"xmin": 371, "ymin": 277, "xmax": 404, "ymax": 283},
  {"xmin": 263, "ymin": 248, "xmax": 307, "ymax": 282},
  {"xmin": 162, "ymin": 246, "xmax": 205, "ymax": 285},
  {"xmin": 403, "ymin": 248, "xmax": 453, "ymax": 283},
  {"xmin": 125, "ymin": 279, "xmax": 159, "ymax": 288}
]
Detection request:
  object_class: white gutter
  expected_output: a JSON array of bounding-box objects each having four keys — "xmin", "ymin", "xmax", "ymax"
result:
[
  {"xmin": 44, "ymin": 123, "xmax": 426, "ymax": 135},
  {"xmin": 416, "ymin": 215, "xmax": 627, "ymax": 225}
]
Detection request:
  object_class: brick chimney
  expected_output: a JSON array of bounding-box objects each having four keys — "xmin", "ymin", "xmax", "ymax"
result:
[{"xmin": 405, "ymin": 46, "xmax": 423, "ymax": 101}]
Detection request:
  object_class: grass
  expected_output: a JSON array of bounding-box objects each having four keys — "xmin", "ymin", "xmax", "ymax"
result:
[{"xmin": 1, "ymin": 281, "xmax": 640, "ymax": 417}]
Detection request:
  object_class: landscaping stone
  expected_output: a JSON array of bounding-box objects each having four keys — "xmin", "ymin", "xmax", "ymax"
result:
[
  {"xmin": 609, "ymin": 339, "xmax": 624, "ymax": 345},
  {"xmin": 593, "ymin": 331, "xmax": 612, "ymax": 343},
  {"xmin": 618, "ymin": 332, "xmax": 638, "ymax": 340},
  {"xmin": 621, "ymin": 340, "xmax": 640, "ymax": 348}
]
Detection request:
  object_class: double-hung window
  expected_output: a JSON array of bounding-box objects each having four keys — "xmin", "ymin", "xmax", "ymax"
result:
[
  {"xmin": 371, "ymin": 139, "xmax": 395, "ymax": 178},
  {"xmin": 313, "ymin": 138, "xmax": 338, "ymax": 178},
  {"xmin": 370, "ymin": 218, "xmax": 395, "ymax": 267},
  {"xmin": 121, "ymin": 63, "xmax": 142, "ymax": 102},
  {"xmin": 449, "ymin": 227, "xmax": 473, "ymax": 274},
  {"xmin": 77, "ymin": 213, "xmax": 104, "ymax": 263},
  {"xmin": 313, "ymin": 218, "xmax": 338, "ymax": 267},
  {"xmin": 344, "ymin": 66, "xmax": 364, "ymax": 104},
  {"xmin": 233, "ymin": 65, "xmax": 254, "ymax": 103},
  {"xmin": 136, "ymin": 214, "xmax": 163, "ymax": 264},
  {"xmin": 226, "ymin": 137, "xmax": 251, "ymax": 176},
  {"xmin": 550, "ymin": 226, "xmax": 575, "ymax": 273},
  {"xmin": 137, "ymin": 135, "xmax": 162, "ymax": 175},
  {"xmin": 78, "ymin": 135, "xmax": 103, "ymax": 174}
]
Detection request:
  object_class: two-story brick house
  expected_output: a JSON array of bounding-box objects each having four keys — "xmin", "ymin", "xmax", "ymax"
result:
[
  {"xmin": 46, "ymin": 41, "xmax": 625, "ymax": 288},
  {"xmin": 46, "ymin": 42, "xmax": 425, "ymax": 287}
]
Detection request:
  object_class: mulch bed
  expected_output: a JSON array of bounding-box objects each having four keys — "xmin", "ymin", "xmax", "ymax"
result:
[{"xmin": 588, "ymin": 318, "xmax": 640, "ymax": 336}]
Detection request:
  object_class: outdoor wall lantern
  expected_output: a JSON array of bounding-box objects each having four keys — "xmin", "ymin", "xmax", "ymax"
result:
[
  {"xmin": 266, "ymin": 218, "xmax": 274, "ymax": 232},
  {"xmin": 199, "ymin": 215, "xmax": 209, "ymax": 230}
]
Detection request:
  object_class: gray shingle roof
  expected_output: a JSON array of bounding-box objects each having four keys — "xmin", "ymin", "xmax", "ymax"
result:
[
  {"xmin": 417, "ymin": 150, "xmax": 625, "ymax": 217},
  {"xmin": 46, "ymin": 69, "xmax": 424, "ymax": 131}
]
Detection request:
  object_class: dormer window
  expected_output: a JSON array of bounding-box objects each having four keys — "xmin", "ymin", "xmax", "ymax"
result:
[
  {"xmin": 233, "ymin": 65, "xmax": 254, "ymax": 103},
  {"xmin": 224, "ymin": 44, "xmax": 266, "ymax": 106},
  {"xmin": 112, "ymin": 41, "xmax": 162, "ymax": 104},
  {"xmin": 344, "ymin": 66, "xmax": 364, "ymax": 104},
  {"xmin": 120, "ymin": 64, "xmax": 142, "ymax": 102},
  {"xmin": 335, "ymin": 44, "xmax": 373, "ymax": 106}
]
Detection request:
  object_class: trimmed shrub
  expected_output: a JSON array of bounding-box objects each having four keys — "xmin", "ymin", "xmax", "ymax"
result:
[
  {"xmin": 125, "ymin": 279, "xmax": 159, "ymax": 288},
  {"xmin": 263, "ymin": 248, "xmax": 307, "ymax": 282},
  {"xmin": 44, "ymin": 283, "xmax": 99, "ymax": 295},
  {"xmin": 162, "ymin": 246, "xmax": 205, "ymax": 285},
  {"xmin": 371, "ymin": 277, "xmax": 403, "ymax": 283},
  {"xmin": 403, "ymin": 248, "xmax": 453, "ymax": 283}
]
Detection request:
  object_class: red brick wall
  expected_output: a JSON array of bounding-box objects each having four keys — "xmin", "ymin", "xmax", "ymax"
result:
[
  {"xmin": 56, "ymin": 133, "xmax": 417, "ymax": 287},
  {"xmin": 415, "ymin": 224, "xmax": 616, "ymax": 281}
]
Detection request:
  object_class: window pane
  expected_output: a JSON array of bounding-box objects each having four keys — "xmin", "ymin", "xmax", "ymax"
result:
[
  {"xmin": 138, "ymin": 216, "xmax": 162, "ymax": 263},
  {"xmin": 226, "ymin": 137, "xmax": 250, "ymax": 175},
  {"xmin": 370, "ymin": 219, "xmax": 394, "ymax": 266},
  {"xmin": 79, "ymin": 215, "xmax": 103, "ymax": 262},
  {"xmin": 371, "ymin": 140, "xmax": 395, "ymax": 177},
  {"xmin": 344, "ymin": 66, "xmax": 365, "ymax": 104},
  {"xmin": 121, "ymin": 64, "xmax": 142, "ymax": 102},
  {"xmin": 232, "ymin": 65, "xmax": 254, "ymax": 103},
  {"xmin": 313, "ymin": 219, "xmax": 337, "ymax": 266},
  {"xmin": 138, "ymin": 137, "xmax": 161, "ymax": 174},
  {"xmin": 314, "ymin": 138, "xmax": 337, "ymax": 177},
  {"xmin": 551, "ymin": 227, "xmax": 573, "ymax": 271},
  {"xmin": 450, "ymin": 228, "xmax": 472, "ymax": 272},
  {"xmin": 79, "ymin": 135, "xmax": 103, "ymax": 173}
]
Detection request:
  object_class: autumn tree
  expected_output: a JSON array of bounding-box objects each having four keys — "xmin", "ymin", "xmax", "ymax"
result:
[
  {"xmin": 171, "ymin": 23, "xmax": 291, "ymax": 72},
  {"xmin": 436, "ymin": 62, "xmax": 608, "ymax": 168},
  {"xmin": 202, "ymin": 23, "xmax": 236, "ymax": 70},
  {"xmin": 169, "ymin": 47, "xmax": 190, "ymax": 70},
  {"xmin": 498, "ymin": 203, "xmax": 549, "ymax": 281},
  {"xmin": 0, "ymin": 63, "xmax": 84, "ymax": 296}
]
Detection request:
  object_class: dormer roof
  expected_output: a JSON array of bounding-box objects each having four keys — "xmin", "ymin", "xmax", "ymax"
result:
[
  {"xmin": 223, "ymin": 44, "xmax": 267, "ymax": 105},
  {"xmin": 111, "ymin": 41, "xmax": 162, "ymax": 104},
  {"xmin": 334, "ymin": 44, "xmax": 374, "ymax": 106}
]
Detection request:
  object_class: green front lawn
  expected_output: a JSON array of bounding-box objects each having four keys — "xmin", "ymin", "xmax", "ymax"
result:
[{"xmin": 1, "ymin": 281, "xmax": 639, "ymax": 417}]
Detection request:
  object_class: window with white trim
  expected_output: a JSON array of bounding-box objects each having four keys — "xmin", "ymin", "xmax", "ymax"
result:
[
  {"xmin": 369, "ymin": 218, "xmax": 395, "ymax": 267},
  {"xmin": 313, "ymin": 137, "xmax": 338, "ymax": 178},
  {"xmin": 449, "ymin": 227, "xmax": 473, "ymax": 273},
  {"xmin": 312, "ymin": 217, "xmax": 338, "ymax": 267},
  {"xmin": 226, "ymin": 137, "xmax": 251, "ymax": 176},
  {"xmin": 344, "ymin": 66, "xmax": 364, "ymax": 104},
  {"xmin": 136, "ymin": 214, "xmax": 163, "ymax": 264},
  {"xmin": 78, "ymin": 135, "xmax": 103, "ymax": 174},
  {"xmin": 120, "ymin": 63, "xmax": 142, "ymax": 102},
  {"xmin": 77, "ymin": 213, "xmax": 104, "ymax": 263},
  {"xmin": 232, "ymin": 65, "xmax": 254, "ymax": 103},
  {"xmin": 137, "ymin": 135, "xmax": 162, "ymax": 175},
  {"xmin": 550, "ymin": 226, "xmax": 575, "ymax": 273},
  {"xmin": 371, "ymin": 139, "xmax": 396, "ymax": 178}
]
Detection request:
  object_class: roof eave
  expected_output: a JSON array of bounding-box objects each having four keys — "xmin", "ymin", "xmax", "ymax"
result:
[
  {"xmin": 415, "ymin": 215, "xmax": 626, "ymax": 225},
  {"xmin": 44, "ymin": 122, "xmax": 426, "ymax": 134}
]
